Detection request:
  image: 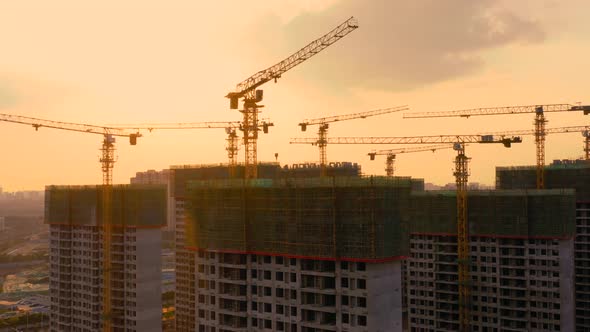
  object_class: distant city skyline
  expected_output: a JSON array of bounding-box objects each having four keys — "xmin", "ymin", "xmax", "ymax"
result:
[{"xmin": 1, "ymin": 1, "xmax": 589, "ymax": 191}]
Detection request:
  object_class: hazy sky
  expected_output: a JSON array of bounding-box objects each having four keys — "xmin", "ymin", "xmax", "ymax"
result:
[{"xmin": 1, "ymin": 0, "xmax": 589, "ymax": 191}]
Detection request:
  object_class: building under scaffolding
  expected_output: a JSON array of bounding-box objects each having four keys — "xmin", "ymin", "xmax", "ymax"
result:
[
  {"xmin": 185, "ymin": 176, "xmax": 412, "ymax": 260},
  {"xmin": 172, "ymin": 162, "xmax": 370, "ymax": 331},
  {"xmin": 182, "ymin": 176, "xmax": 411, "ymax": 332},
  {"xmin": 406, "ymin": 189, "xmax": 576, "ymax": 331},
  {"xmin": 170, "ymin": 159, "xmax": 581, "ymax": 331},
  {"xmin": 172, "ymin": 162, "xmax": 408, "ymax": 332},
  {"xmin": 497, "ymin": 160, "xmax": 590, "ymax": 330},
  {"xmin": 46, "ymin": 184, "xmax": 166, "ymax": 332}
]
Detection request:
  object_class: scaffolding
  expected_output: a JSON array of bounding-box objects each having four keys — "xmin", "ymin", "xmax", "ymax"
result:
[
  {"xmin": 185, "ymin": 176, "xmax": 413, "ymax": 260},
  {"xmin": 45, "ymin": 184, "xmax": 167, "ymax": 227},
  {"xmin": 497, "ymin": 161, "xmax": 590, "ymax": 200},
  {"xmin": 408, "ymin": 189, "xmax": 576, "ymax": 238}
]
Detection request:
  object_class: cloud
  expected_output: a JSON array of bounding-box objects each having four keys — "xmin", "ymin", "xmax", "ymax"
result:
[
  {"xmin": 0, "ymin": 80, "xmax": 19, "ymax": 108},
  {"xmin": 0, "ymin": 75, "xmax": 75, "ymax": 113},
  {"xmin": 250, "ymin": 0, "xmax": 546, "ymax": 91}
]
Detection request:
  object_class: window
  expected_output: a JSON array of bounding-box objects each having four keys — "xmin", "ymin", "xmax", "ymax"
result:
[
  {"xmin": 341, "ymin": 261, "xmax": 349, "ymax": 270},
  {"xmin": 358, "ymin": 315, "xmax": 367, "ymax": 326},
  {"xmin": 357, "ymin": 262, "xmax": 366, "ymax": 271},
  {"xmin": 358, "ymin": 297, "xmax": 367, "ymax": 308},
  {"xmin": 276, "ymin": 272, "xmax": 284, "ymax": 281},
  {"xmin": 341, "ymin": 278, "xmax": 349, "ymax": 288},
  {"xmin": 342, "ymin": 296, "xmax": 349, "ymax": 306},
  {"xmin": 357, "ymin": 279, "xmax": 366, "ymax": 290},
  {"xmin": 342, "ymin": 314, "xmax": 349, "ymax": 324},
  {"xmin": 264, "ymin": 303, "xmax": 272, "ymax": 313}
]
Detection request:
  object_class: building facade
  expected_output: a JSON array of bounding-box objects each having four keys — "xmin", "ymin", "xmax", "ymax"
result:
[
  {"xmin": 172, "ymin": 164, "xmax": 407, "ymax": 332},
  {"xmin": 46, "ymin": 184, "xmax": 166, "ymax": 332},
  {"xmin": 497, "ymin": 160, "xmax": 590, "ymax": 330},
  {"xmin": 406, "ymin": 190, "xmax": 576, "ymax": 331}
]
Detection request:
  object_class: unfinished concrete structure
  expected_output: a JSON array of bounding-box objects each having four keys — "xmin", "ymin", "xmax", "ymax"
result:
[
  {"xmin": 497, "ymin": 159, "xmax": 590, "ymax": 330},
  {"xmin": 172, "ymin": 163, "xmax": 409, "ymax": 332},
  {"xmin": 172, "ymin": 161, "xmax": 582, "ymax": 331},
  {"xmin": 406, "ymin": 190, "xmax": 576, "ymax": 331},
  {"xmin": 130, "ymin": 169, "xmax": 174, "ymax": 232},
  {"xmin": 172, "ymin": 163, "xmax": 283, "ymax": 331},
  {"xmin": 46, "ymin": 184, "xmax": 166, "ymax": 332}
]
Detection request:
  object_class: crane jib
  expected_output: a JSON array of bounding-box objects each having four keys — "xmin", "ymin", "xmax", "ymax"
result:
[{"xmin": 226, "ymin": 16, "xmax": 358, "ymax": 108}]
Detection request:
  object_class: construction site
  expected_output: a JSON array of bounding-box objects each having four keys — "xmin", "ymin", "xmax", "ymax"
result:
[{"xmin": 0, "ymin": 6, "xmax": 588, "ymax": 332}]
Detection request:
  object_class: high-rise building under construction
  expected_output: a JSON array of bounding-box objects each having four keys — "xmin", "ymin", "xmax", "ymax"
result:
[
  {"xmin": 405, "ymin": 189, "xmax": 576, "ymax": 331},
  {"xmin": 497, "ymin": 159, "xmax": 590, "ymax": 331},
  {"xmin": 46, "ymin": 184, "xmax": 167, "ymax": 332},
  {"xmin": 171, "ymin": 163, "xmax": 411, "ymax": 332},
  {"xmin": 172, "ymin": 161, "xmax": 582, "ymax": 332}
]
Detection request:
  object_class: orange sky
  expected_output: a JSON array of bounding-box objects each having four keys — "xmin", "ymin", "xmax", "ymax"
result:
[{"xmin": 1, "ymin": 0, "xmax": 589, "ymax": 191}]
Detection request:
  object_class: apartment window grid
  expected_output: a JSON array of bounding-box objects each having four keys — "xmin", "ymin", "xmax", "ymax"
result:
[
  {"xmin": 191, "ymin": 252, "xmax": 371, "ymax": 332},
  {"xmin": 576, "ymin": 202, "xmax": 590, "ymax": 329},
  {"xmin": 175, "ymin": 198, "xmax": 197, "ymax": 331},
  {"xmin": 50, "ymin": 224, "xmax": 145, "ymax": 332},
  {"xmin": 408, "ymin": 234, "xmax": 564, "ymax": 332}
]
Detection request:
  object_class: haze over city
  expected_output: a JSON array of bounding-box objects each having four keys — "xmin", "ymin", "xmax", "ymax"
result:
[
  {"xmin": 1, "ymin": 0, "xmax": 589, "ymax": 190},
  {"xmin": 2, "ymin": 2, "xmax": 590, "ymax": 332}
]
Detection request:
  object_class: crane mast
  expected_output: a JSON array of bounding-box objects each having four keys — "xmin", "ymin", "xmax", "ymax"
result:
[
  {"xmin": 226, "ymin": 128, "xmax": 239, "ymax": 177},
  {"xmin": 404, "ymin": 103, "xmax": 590, "ymax": 188},
  {"xmin": 299, "ymin": 105, "xmax": 407, "ymax": 176},
  {"xmin": 453, "ymin": 142, "xmax": 470, "ymax": 331},
  {"xmin": 226, "ymin": 17, "xmax": 358, "ymax": 179},
  {"xmin": 292, "ymin": 133, "xmax": 521, "ymax": 331},
  {"xmin": 100, "ymin": 134, "xmax": 115, "ymax": 331}
]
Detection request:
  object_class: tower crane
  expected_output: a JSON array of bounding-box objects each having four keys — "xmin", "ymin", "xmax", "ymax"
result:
[
  {"xmin": 299, "ymin": 105, "xmax": 408, "ymax": 176},
  {"xmin": 291, "ymin": 133, "xmax": 522, "ymax": 331},
  {"xmin": 109, "ymin": 120, "xmax": 273, "ymax": 178},
  {"xmin": 226, "ymin": 16, "xmax": 358, "ymax": 179},
  {"xmin": 367, "ymin": 144, "xmax": 454, "ymax": 177},
  {"xmin": 404, "ymin": 103, "xmax": 590, "ymax": 189},
  {"xmin": 0, "ymin": 113, "xmax": 140, "ymax": 331}
]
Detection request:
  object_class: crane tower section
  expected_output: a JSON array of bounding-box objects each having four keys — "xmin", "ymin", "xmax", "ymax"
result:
[
  {"xmin": 227, "ymin": 17, "xmax": 358, "ymax": 179},
  {"xmin": 404, "ymin": 103, "xmax": 590, "ymax": 189},
  {"xmin": 299, "ymin": 105, "xmax": 407, "ymax": 176}
]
